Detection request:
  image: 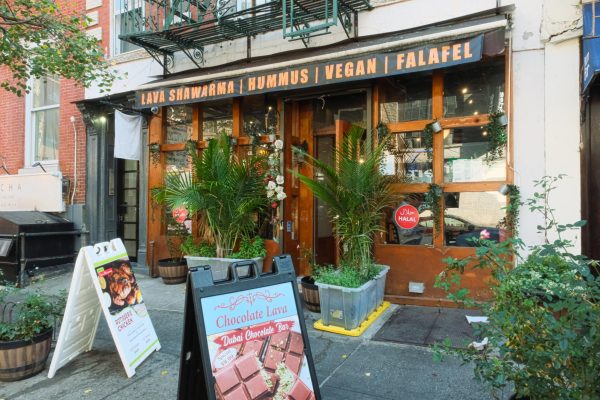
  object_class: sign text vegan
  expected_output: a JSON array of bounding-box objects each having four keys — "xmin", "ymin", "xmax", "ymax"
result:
[{"xmin": 136, "ymin": 35, "xmax": 483, "ymax": 108}]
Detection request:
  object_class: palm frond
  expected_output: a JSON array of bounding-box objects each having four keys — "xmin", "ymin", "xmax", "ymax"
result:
[
  {"xmin": 153, "ymin": 133, "xmax": 267, "ymax": 257},
  {"xmin": 294, "ymin": 124, "xmax": 398, "ymax": 271}
]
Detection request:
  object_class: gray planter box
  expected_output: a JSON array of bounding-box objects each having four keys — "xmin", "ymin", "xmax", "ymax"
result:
[
  {"xmin": 373, "ymin": 265, "xmax": 390, "ymax": 312},
  {"xmin": 184, "ymin": 256, "xmax": 263, "ymax": 281},
  {"xmin": 316, "ymin": 265, "xmax": 389, "ymax": 330}
]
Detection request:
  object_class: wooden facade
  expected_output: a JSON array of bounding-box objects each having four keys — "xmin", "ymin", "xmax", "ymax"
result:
[{"xmin": 144, "ymin": 46, "xmax": 511, "ymax": 306}]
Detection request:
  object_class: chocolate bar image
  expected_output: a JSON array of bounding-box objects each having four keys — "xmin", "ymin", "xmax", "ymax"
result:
[
  {"xmin": 214, "ymin": 353, "xmax": 277, "ymax": 400},
  {"xmin": 287, "ymin": 378, "xmax": 316, "ymax": 400},
  {"xmin": 262, "ymin": 330, "xmax": 305, "ymax": 376}
]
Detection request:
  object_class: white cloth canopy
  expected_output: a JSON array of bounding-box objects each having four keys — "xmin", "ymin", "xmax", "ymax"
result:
[{"xmin": 114, "ymin": 110, "xmax": 142, "ymax": 160}]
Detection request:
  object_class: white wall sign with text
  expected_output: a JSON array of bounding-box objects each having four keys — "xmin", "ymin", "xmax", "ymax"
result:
[
  {"xmin": 0, "ymin": 173, "xmax": 64, "ymax": 212},
  {"xmin": 48, "ymin": 238, "xmax": 161, "ymax": 378}
]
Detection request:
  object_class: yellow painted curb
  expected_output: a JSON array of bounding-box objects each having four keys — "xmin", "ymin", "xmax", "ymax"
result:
[{"xmin": 313, "ymin": 301, "xmax": 391, "ymax": 337}]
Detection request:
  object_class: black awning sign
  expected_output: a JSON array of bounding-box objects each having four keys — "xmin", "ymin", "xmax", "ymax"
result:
[
  {"xmin": 137, "ymin": 35, "xmax": 483, "ymax": 108},
  {"xmin": 178, "ymin": 256, "xmax": 320, "ymax": 400}
]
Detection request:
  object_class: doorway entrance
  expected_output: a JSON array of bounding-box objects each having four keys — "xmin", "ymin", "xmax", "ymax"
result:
[
  {"xmin": 116, "ymin": 159, "xmax": 139, "ymax": 261},
  {"xmin": 283, "ymin": 91, "xmax": 368, "ymax": 275}
]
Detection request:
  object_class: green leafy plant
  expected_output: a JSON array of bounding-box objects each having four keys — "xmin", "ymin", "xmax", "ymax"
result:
[
  {"xmin": 0, "ymin": 0, "xmax": 118, "ymax": 96},
  {"xmin": 424, "ymin": 183, "xmax": 443, "ymax": 237},
  {"xmin": 484, "ymin": 112, "xmax": 507, "ymax": 164},
  {"xmin": 0, "ymin": 280, "xmax": 66, "ymax": 341},
  {"xmin": 434, "ymin": 176, "xmax": 600, "ymax": 400},
  {"xmin": 312, "ymin": 263, "xmax": 380, "ymax": 289},
  {"xmin": 154, "ymin": 133, "xmax": 267, "ymax": 258},
  {"xmin": 230, "ymin": 236, "xmax": 267, "ymax": 259},
  {"xmin": 292, "ymin": 125, "xmax": 396, "ymax": 283},
  {"xmin": 422, "ymin": 122, "xmax": 435, "ymax": 162},
  {"xmin": 499, "ymin": 184, "xmax": 520, "ymax": 236},
  {"xmin": 180, "ymin": 236, "xmax": 216, "ymax": 257}
]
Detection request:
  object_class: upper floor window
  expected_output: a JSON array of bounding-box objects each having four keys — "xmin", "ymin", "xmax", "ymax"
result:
[
  {"xmin": 28, "ymin": 76, "xmax": 60, "ymax": 163},
  {"xmin": 114, "ymin": 0, "xmax": 142, "ymax": 55}
]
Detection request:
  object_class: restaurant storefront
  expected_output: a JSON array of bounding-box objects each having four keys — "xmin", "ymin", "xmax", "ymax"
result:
[{"xmin": 137, "ymin": 17, "xmax": 511, "ymax": 305}]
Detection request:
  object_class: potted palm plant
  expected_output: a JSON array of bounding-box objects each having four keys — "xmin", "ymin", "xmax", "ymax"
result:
[
  {"xmin": 0, "ymin": 279, "xmax": 65, "ymax": 381},
  {"xmin": 293, "ymin": 125, "xmax": 396, "ymax": 330},
  {"xmin": 154, "ymin": 133, "xmax": 268, "ymax": 280}
]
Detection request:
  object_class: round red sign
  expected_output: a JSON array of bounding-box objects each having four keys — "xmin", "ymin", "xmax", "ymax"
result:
[{"xmin": 394, "ymin": 204, "xmax": 420, "ymax": 230}]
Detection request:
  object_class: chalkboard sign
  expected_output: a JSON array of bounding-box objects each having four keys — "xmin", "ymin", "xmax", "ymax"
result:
[{"xmin": 178, "ymin": 255, "xmax": 320, "ymax": 400}]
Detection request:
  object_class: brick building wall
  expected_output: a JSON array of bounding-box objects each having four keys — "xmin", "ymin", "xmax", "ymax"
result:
[{"xmin": 0, "ymin": 0, "xmax": 109, "ymax": 206}]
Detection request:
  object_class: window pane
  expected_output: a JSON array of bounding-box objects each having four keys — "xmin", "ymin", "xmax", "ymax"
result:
[
  {"xmin": 166, "ymin": 105, "xmax": 193, "ymax": 143},
  {"xmin": 444, "ymin": 191, "xmax": 506, "ymax": 247},
  {"xmin": 383, "ymin": 193, "xmax": 431, "ymax": 246},
  {"xmin": 33, "ymin": 108, "xmax": 59, "ymax": 161},
  {"xmin": 443, "ymin": 62, "xmax": 504, "ymax": 118},
  {"xmin": 443, "ymin": 126, "xmax": 506, "ymax": 182},
  {"xmin": 202, "ymin": 100, "xmax": 233, "ymax": 140},
  {"xmin": 243, "ymin": 95, "xmax": 277, "ymax": 136},
  {"xmin": 32, "ymin": 76, "xmax": 59, "ymax": 108},
  {"xmin": 312, "ymin": 92, "xmax": 366, "ymax": 132},
  {"xmin": 380, "ymin": 74, "xmax": 432, "ymax": 122},
  {"xmin": 165, "ymin": 151, "xmax": 190, "ymax": 172},
  {"xmin": 382, "ymin": 132, "xmax": 432, "ymax": 183},
  {"xmin": 115, "ymin": 0, "xmax": 142, "ymax": 54}
]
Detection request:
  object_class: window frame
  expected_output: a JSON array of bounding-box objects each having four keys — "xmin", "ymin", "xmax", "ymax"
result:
[
  {"xmin": 25, "ymin": 76, "xmax": 60, "ymax": 166},
  {"xmin": 112, "ymin": 0, "xmax": 144, "ymax": 56},
  {"xmin": 378, "ymin": 57, "xmax": 510, "ymax": 249}
]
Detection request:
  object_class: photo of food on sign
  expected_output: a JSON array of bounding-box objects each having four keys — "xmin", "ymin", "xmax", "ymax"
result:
[
  {"xmin": 208, "ymin": 315, "xmax": 315, "ymax": 400},
  {"xmin": 96, "ymin": 260, "xmax": 142, "ymax": 315}
]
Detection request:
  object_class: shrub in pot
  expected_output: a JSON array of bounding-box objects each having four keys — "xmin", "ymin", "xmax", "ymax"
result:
[
  {"xmin": 156, "ymin": 210, "xmax": 189, "ymax": 285},
  {"xmin": 434, "ymin": 176, "xmax": 600, "ymax": 400},
  {"xmin": 292, "ymin": 125, "xmax": 396, "ymax": 329},
  {"xmin": 154, "ymin": 133, "xmax": 268, "ymax": 280},
  {"xmin": 298, "ymin": 249, "xmax": 321, "ymax": 313},
  {"xmin": 0, "ymin": 280, "xmax": 66, "ymax": 381}
]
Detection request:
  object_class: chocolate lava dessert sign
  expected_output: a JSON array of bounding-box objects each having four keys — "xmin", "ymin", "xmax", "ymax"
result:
[{"xmin": 178, "ymin": 256, "xmax": 320, "ymax": 400}]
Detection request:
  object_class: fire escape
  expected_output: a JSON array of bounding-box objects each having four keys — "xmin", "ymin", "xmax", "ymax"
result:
[{"xmin": 118, "ymin": 0, "xmax": 372, "ymax": 73}]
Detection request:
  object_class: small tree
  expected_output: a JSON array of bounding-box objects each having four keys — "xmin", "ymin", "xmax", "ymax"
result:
[{"xmin": 0, "ymin": 0, "xmax": 117, "ymax": 95}]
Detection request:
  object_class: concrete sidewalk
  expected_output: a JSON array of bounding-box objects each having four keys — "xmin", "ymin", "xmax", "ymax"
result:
[{"xmin": 0, "ymin": 268, "xmax": 508, "ymax": 400}]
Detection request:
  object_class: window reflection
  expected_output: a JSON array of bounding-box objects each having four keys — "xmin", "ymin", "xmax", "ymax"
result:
[
  {"xmin": 443, "ymin": 62, "xmax": 504, "ymax": 118},
  {"xmin": 243, "ymin": 95, "xmax": 277, "ymax": 136},
  {"xmin": 382, "ymin": 132, "xmax": 432, "ymax": 183},
  {"xmin": 202, "ymin": 100, "xmax": 233, "ymax": 140},
  {"xmin": 443, "ymin": 126, "xmax": 506, "ymax": 182},
  {"xmin": 312, "ymin": 92, "xmax": 366, "ymax": 132},
  {"xmin": 444, "ymin": 191, "xmax": 505, "ymax": 247},
  {"xmin": 165, "ymin": 151, "xmax": 190, "ymax": 172},
  {"xmin": 380, "ymin": 74, "xmax": 432, "ymax": 122},
  {"xmin": 166, "ymin": 105, "xmax": 193, "ymax": 144}
]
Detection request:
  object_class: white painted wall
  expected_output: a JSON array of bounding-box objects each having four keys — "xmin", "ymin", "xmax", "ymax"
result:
[{"xmin": 511, "ymin": 0, "xmax": 582, "ymax": 250}]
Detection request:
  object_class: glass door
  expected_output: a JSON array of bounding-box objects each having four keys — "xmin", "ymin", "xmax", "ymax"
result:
[{"xmin": 117, "ymin": 159, "xmax": 139, "ymax": 260}]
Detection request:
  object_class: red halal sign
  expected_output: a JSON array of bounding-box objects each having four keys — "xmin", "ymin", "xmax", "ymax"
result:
[{"xmin": 394, "ymin": 205, "xmax": 420, "ymax": 229}]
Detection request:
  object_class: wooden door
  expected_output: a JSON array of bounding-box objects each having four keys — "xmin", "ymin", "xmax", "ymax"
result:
[{"xmin": 283, "ymin": 101, "xmax": 313, "ymax": 276}]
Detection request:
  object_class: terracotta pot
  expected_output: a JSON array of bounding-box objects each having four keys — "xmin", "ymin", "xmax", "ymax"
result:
[
  {"xmin": 158, "ymin": 258, "xmax": 188, "ymax": 284},
  {"xmin": 300, "ymin": 276, "xmax": 321, "ymax": 313},
  {"xmin": 0, "ymin": 328, "xmax": 52, "ymax": 382}
]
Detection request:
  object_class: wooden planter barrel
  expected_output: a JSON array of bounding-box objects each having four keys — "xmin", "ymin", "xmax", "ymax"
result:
[
  {"xmin": 158, "ymin": 258, "xmax": 188, "ymax": 284},
  {"xmin": 300, "ymin": 276, "xmax": 321, "ymax": 313},
  {"xmin": 0, "ymin": 328, "xmax": 53, "ymax": 382}
]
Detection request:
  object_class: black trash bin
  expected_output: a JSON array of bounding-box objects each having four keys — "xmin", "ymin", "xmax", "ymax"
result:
[{"xmin": 0, "ymin": 211, "xmax": 79, "ymax": 286}]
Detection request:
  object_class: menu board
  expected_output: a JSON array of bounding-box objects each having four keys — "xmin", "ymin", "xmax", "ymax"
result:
[
  {"xmin": 202, "ymin": 283, "xmax": 315, "ymax": 399},
  {"xmin": 178, "ymin": 256, "xmax": 320, "ymax": 400},
  {"xmin": 48, "ymin": 239, "xmax": 160, "ymax": 379}
]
